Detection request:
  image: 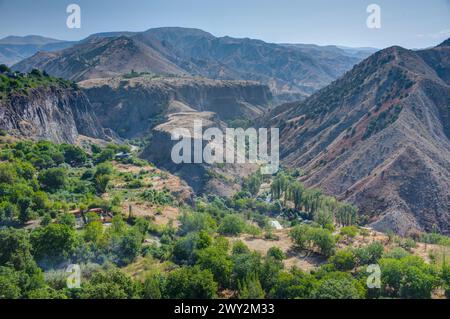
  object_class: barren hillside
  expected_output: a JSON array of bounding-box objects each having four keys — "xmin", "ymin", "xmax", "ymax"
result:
[{"xmin": 263, "ymin": 40, "xmax": 450, "ymax": 235}]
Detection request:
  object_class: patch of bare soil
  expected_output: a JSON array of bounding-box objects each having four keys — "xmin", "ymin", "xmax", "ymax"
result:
[
  {"xmin": 336, "ymin": 229, "xmax": 391, "ymax": 250},
  {"xmin": 122, "ymin": 201, "xmax": 181, "ymax": 227},
  {"xmin": 76, "ymin": 135, "xmax": 111, "ymax": 151},
  {"xmin": 412, "ymin": 242, "xmax": 449, "ymax": 264},
  {"xmin": 108, "ymin": 162, "xmax": 193, "ymax": 228},
  {"xmin": 114, "ymin": 162, "xmax": 193, "ymax": 203},
  {"xmin": 229, "ymin": 229, "xmax": 326, "ymax": 272}
]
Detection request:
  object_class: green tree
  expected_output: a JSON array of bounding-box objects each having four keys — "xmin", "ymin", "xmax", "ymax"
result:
[
  {"xmin": 330, "ymin": 249, "xmax": 357, "ymax": 271},
  {"xmin": 0, "ymin": 202, "xmax": 19, "ymax": 222},
  {"xmin": 83, "ymin": 221, "xmax": 104, "ymax": 245},
  {"xmin": 196, "ymin": 244, "xmax": 233, "ymax": 288},
  {"xmin": 238, "ymin": 274, "xmax": 265, "ymax": 299},
  {"xmin": 267, "ymin": 247, "xmax": 286, "ymax": 261},
  {"xmin": 313, "ymin": 272, "xmax": 365, "ymax": 299},
  {"xmin": 94, "ymin": 148, "xmax": 115, "ymax": 164},
  {"xmin": 442, "ymin": 265, "xmax": 450, "ymax": 298},
  {"xmin": 133, "ymin": 217, "xmax": 150, "ymax": 235},
  {"xmin": 260, "ymin": 255, "xmax": 284, "ymax": 292},
  {"xmin": 61, "ymin": 144, "xmax": 87, "ymax": 166},
  {"xmin": 18, "ymin": 206, "xmax": 35, "ymax": 224},
  {"xmin": 219, "ymin": 215, "xmax": 246, "ymax": 236},
  {"xmin": 31, "ymin": 224, "xmax": 78, "ymax": 265},
  {"xmin": 0, "ymin": 228, "xmax": 34, "ymax": 270},
  {"xmin": 232, "ymin": 240, "xmax": 250, "ymax": 255},
  {"xmin": 336, "ymin": 203, "xmax": 358, "ymax": 226},
  {"xmin": 270, "ymin": 173, "xmax": 289, "ymax": 201},
  {"xmin": 41, "ymin": 213, "xmax": 52, "ymax": 226},
  {"xmin": 57, "ymin": 213, "xmax": 76, "ymax": 228},
  {"xmin": 179, "ymin": 212, "xmax": 217, "ymax": 235},
  {"xmin": 379, "ymin": 258, "xmax": 404, "ymax": 297},
  {"xmin": 232, "ymin": 252, "xmax": 262, "ymax": 287},
  {"xmin": 81, "ymin": 270, "xmax": 137, "ymax": 299},
  {"xmin": 399, "ymin": 266, "xmax": 437, "ymax": 299},
  {"xmin": 0, "ymin": 269, "xmax": 21, "ymax": 299},
  {"xmin": 113, "ymin": 229, "xmax": 143, "ymax": 266},
  {"xmin": 309, "ymin": 227, "xmax": 335, "ymax": 257},
  {"xmin": 0, "ymin": 229, "xmax": 45, "ymax": 296},
  {"xmin": 290, "ymin": 224, "xmax": 311, "ymax": 250},
  {"xmin": 164, "ymin": 266, "xmax": 217, "ymax": 299},
  {"xmin": 172, "ymin": 232, "xmax": 200, "ymax": 265},
  {"xmin": 340, "ymin": 226, "xmax": 359, "ymax": 238},
  {"xmin": 27, "ymin": 287, "xmax": 68, "ymax": 299},
  {"xmin": 0, "ymin": 64, "xmax": 11, "ymax": 73},
  {"xmin": 269, "ymin": 269, "xmax": 316, "ymax": 299},
  {"xmin": 95, "ymin": 162, "xmax": 113, "ymax": 176},
  {"xmin": 141, "ymin": 273, "xmax": 164, "ymax": 299},
  {"xmin": 354, "ymin": 241, "xmax": 384, "ymax": 265},
  {"xmin": 39, "ymin": 167, "xmax": 67, "ymax": 192},
  {"xmin": 94, "ymin": 174, "xmax": 111, "ymax": 194},
  {"xmin": 0, "ymin": 163, "xmax": 17, "ymax": 184},
  {"xmin": 243, "ymin": 171, "xmax": 262, "ymax": 196},
  {"xmin": 313, "ymin": 208, "xmax": 334, "ymax": 229},
  {"xmin": 288, "ymin": 182, "xmax": 304, "ymax": 210}
]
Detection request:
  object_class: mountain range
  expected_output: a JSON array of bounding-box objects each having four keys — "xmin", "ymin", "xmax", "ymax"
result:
[
  {"xmin": 0, "ymin": 35, "xmax": 75, "ymax": 66},
  {"xmin": 9, "ymin": 28, "xmax": 376, "ymax": 102}
]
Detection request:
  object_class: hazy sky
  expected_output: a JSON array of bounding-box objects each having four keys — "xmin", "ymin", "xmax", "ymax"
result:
[{"xmin": 0, "ymin": 0, "xmax": 449, "ymax": 49}]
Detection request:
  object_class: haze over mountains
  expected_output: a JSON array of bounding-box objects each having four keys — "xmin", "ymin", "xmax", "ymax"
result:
[
  {"xmin": 0, "ymin": 35, "xmax": 75, "ymax": 66},
  {"xmin": 10, "ymin": 27, "xmax": 376, "ymax": 102}
]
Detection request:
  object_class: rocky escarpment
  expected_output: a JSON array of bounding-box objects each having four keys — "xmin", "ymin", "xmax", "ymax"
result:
[
  {"xmin": 0, "ymin": 85, "xmax": 106, "ymax": 144},
  {"xmin": 79, "ymin": 75, "xmax": 267, "ymax": 195},
  {"xmin": 79, "ymin": 75, "xmax": 264, "ymax": 195},
  {"xmin": 79, "ymin": 75, "xmax": 271, "ymax": 138},
  {"xmin": 140, "ymin": 111, "xmax": 258, "ymax": 195},
  {"xmin": 262, "ymin": 40, "xmax": 450, "ymax": 235}
]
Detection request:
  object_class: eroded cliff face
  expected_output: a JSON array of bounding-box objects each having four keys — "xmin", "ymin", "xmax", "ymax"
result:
[
  {"xmin": 79, "ymin": 76, "xmax": 272, "ymax": 138},
  {"xmin": 0, "ymin": 86, "xmax": 106, "ymax": 144},
  {"xmin": 78, "ymin": 75, "xmax": 266, "ymax": 196},
  {"xmin": 140, "ymin": 111, "xmax": 258, "ymax": 195}
]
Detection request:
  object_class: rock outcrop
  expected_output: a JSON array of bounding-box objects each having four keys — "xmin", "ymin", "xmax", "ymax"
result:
[
  {"xmin": 79, "ymin": 75, "xmax": 264, "ymax": 195},
  {"xmin": 79, "ymin": 75, "xmax": 271, "ymax": 138},
  {"xmin": 0, "ymin": 85, "xmax": 106, "ymax": 144},
  {"xmin": 140, "ymin": 111, "xmax": 258, "ymax": 195}
]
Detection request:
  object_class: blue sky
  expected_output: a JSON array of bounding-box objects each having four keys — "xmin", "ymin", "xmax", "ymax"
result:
[{"xmin": 0, "ymin": 0, "xmax": 449, "ymax": 49}]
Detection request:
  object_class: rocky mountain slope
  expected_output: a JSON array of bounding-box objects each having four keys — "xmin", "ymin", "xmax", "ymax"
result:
[
  {"xmin": 12, "ymin": 36, "xmax": 186, "ymax": 82},
  {"xmin": 263, "ymin": 39, "xmax": 450, "ymax": 235},
  {"xmin": 12, "ymin": 28, "xmax": 374, "ymax": 102},
  {"xmin": 79, "ymin": 74, "xmax": 265, "ymax": 195},
  {"xmin": 0, "ymin": 70, "xmax": 106, "ymax": 144},
  {"xmin": 0, "ymin": 35, "xmax": 75, "ymax": 66},
  {"xmin": 79, "ymin": 75, "xmax": 271, "ymax": 138}
]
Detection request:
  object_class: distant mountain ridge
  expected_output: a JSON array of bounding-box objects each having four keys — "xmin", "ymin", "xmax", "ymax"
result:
[
  {"xmin": 262, "ymin": 39, "xmax": 450, "ymax": 235},
  {"xmin": 0, "ymin": 35, "xmax": 75, "ymax": 66},
  {"xmin": 11, "ymin": 27, "xmax": 376, "ymax": 101}
]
